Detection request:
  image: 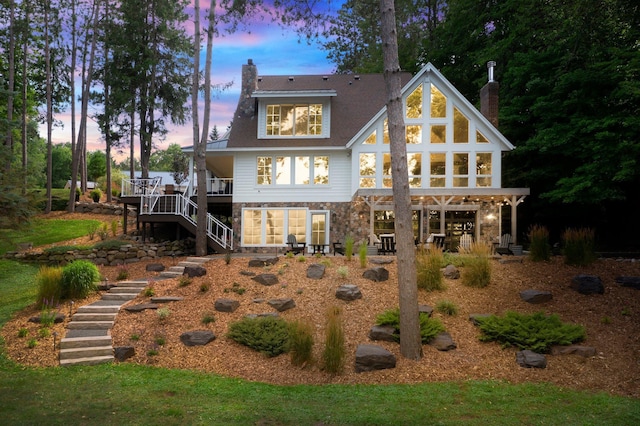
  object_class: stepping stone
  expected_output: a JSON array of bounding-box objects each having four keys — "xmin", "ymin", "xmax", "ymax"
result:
[
  {"xmin": 150, "ymin": 296, "xmax": 184, "ymax": 303},
  {"xmin": 520, "ymin": 289, "xmax": 553, "ymax": 304},
  {"xmin": 124, "ymin": 303, "xmax": 160, "ymax": 312}
]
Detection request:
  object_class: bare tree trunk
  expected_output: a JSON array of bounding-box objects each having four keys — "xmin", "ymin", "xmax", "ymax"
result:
[
  {"xmin": 192, "ymin": 0, "xmax": 206, "ymax": 256},
  {"xmin": 5, "ymin": 0, "xmax": 16, "ymax": 172},
  {"xmin": 45, "ymin": 2, "xmax": 53, "ymax": 213},
  {"xmin": 379, "ymin": 0, "xmax": 422, "ymax": 360},
  {"xmin": 68, "ymin": 0, "xmax": 79, "ymax": 211},
  {"xmin": 21, "ymin": 5, "xmax": 29, "ymax": 195},
  {"xmin": 104, "ymin": 0, "xmax": 112, "ymax": 203}
]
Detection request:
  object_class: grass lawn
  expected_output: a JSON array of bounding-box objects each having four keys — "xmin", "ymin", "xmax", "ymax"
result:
[
  {"xmin": 0, "ymin": 218, "xmax": 101, "ymax": 255},
  {"xmin": 0, "ymin": 231, "xmax": 639, "ymax": 424}
]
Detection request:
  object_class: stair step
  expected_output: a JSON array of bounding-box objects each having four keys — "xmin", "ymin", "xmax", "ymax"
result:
[
  {"xmin": 185, "ymin": 257, "xmax": 211, "ymax": 264},
  {"xmin": 67, "ymin": 321, "xmax": 114, "ymax": 330},
  {"xmin": 108, "ymin": 287, "xmax": 143, "ymax": 294},
  {"xmin": 72, "ymin": 313, "xmax": 117, "ymax": 322},
  {"xmin": 159, "ymin": 271, "xmax": 183, "ymax": 278},
  {"xmin": 101, "ymin": 293, "xmax": 137, "ymax": 301},
  {"xmin": 60, "ymin": 355, "xmax": 114, "ymax": 367},
  {"xmin": 77, "ymin": 305, "xmax": 120, "ymax": 314},
  {"xmin": 60, "ymin": 335, "xmax": 112, "ymax": 349},
  {"xmin": 60, "ymin": 346, "xmax": 113, "ymax": 360},
  {"xmin": 168, "ymin": 266, "xmax": 185, "ymax": 273},
  {"xmin": 117, "ymin": 280, "xmax": 148, "ymax": 286}
]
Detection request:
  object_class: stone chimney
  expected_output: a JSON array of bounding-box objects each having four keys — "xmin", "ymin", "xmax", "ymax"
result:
[
  {"xmin": 480, "ymin": 61, "xmax": 499, "ymax": 128},
  {"xmin": 238, "ymin": 59, "xmax": 258, "ymax": 117}
]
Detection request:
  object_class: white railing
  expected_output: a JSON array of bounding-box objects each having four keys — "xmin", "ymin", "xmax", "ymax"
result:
[
  {"xmin": 123, "ymin": 178, "xmax": 233, "ymax": 251},
  {"xmin": 191, "ymin": 177, "xmax": 233, "ymax": 196},
  {"xmin": 121, "ymin": 177, "xmax": 163, "ymax": 197}
]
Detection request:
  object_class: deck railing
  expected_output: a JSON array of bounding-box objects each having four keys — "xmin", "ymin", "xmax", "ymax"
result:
[{"xmin": 190, "ymin": 178, "xmax": 233, "ymax": 196}]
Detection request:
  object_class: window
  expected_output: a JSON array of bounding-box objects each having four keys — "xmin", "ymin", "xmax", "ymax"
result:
[
  {"xmin": 476, "ymin": 153, "xmax": 492, "ymax": 187},
  {"xmin": 257, "ymin": 156, "xmax": 328, "ymax": 185},
  {"xmin": 359, "ymin": 153, "xmax": 376, "ymax": 188},
  {"xmin": 430, "ymin": 84, "xmax": 446, "ymax": 118},
  {"xmin": 383, "ymin": 153, "xmax": 392, "ymax": 188},
  {"xmin": 476, "ymin": 130, "xmax": 489, "ymax": 143},
  {"xmin": 406, "ymin": 84, "xmax": 423, "ymax": 119},
  {"xmin": 242, "ymin": 208, "xmax": 307, "ymax": 246},
  {"xmin": 383, "ymin": 119, "xmax": 390, "ymax": 144},
  {"xmin": 430, "ymin": 125, "xmax": 446, "ymax": 143},
  {"xmin": 408, "ymin": 153, "xmax": 422, "ymax": 187},
  {"xmin": 265, "ymin": 103, "xmax": 322, "ymax": 136},
  {"xmin": 430, "ymin": 153, "xmax": 446, "ymax": 187},
  {"xmin": 406, "ymin": 125, "xmax": 422, "ymax": 144},
  {"xmin": 363, "ymin": 131, "xmax": 376, "ymax": 145},
  {"xmin": 453, "ymin": 108, "xmax": 469, "ymax": 143},
  {"xmin": 453, "ymin": 153, "xmax": 469, "ymax": 187}
]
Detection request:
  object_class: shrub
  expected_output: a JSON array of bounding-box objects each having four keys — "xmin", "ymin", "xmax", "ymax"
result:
[
  {"xmin": 322, "ymin": 306, "xmax": 345, "ymax": 374},
  {"xmin": 27, "ymin": 339, "xmax": 38, "ymax": 349},
  {"xmin": 297, "ymin": 255, "xmax": 306, "ymax": 263},
  {"xmin": 528, "ymin": 225, "xmax": 551, "ymax": 262},
  {"xmin": 116, "ymin": 265, "xmax": 129, "ymax": 281},
  {"xmin": 98, "ymin": 223, "xmax": 109, "ymax": 240},
  {"xmin": 110, "ymin": 219, "xmax": 118, "ymax": 237},
  {"xmin": 60, "ymin": 260, "xmax": 100, "ymax": 299},
  {"xmin": 436, "ymin": 300, "xmax": 458, "ymax": 316},
  {"xmin": 39, "ymin": 298, "xmax": 59, "ymax": 327},
  {"xmin": 337, "ymin": 266, "xmax": 348, "ymax": 279},
  {"xmin": 227, "ymin": 316, "xmax": 290, "ymax": 357},
  {"xmin": 416, "ymin": 247, "xmax": 445, "ymax": 291},
  {"xmin": 36, "ymin": 266, "xmax": 63, "ymax": 308},
  {"xmin": 155, "ymin": 336, "xmax": 166, "ymax": 346},
  {"xmin": 157, "ymin": 308, "xmax": 170, "ymax": 321},
  {"xmin": 201, "ymin": 313, "xmax": 215, "ymax": 324},
  {"xmin": 376, "ymin": 308, "xmax": 445, "ymax": 344},
  {"xmin": 358, "ymin": 244, "xmax": 367, "ymax": 268},
  {"xmin": 562, "ymin": 228, "xmax": 596, "ymax": 266},
  {"xmin": 178, "ymin": 276, "xmax": 192, "ymax": 287},
  {"xmin": 199, "ymin": 283, "xmax": 210, "ymax": 293},
  {"xmin": 344, "ymin": 235, "xmax": 354, "ymax": 261},
  {"xmin": 144, "ymin": 287, "xmax": 155, "ymax": 297},
  {"xmin": 89, "ymin": 188, "xmax": 102, "ymax": 202},
  {"xmin": 476, "ymin": 311, "xmax": 586, "ymax": 353},
  {"xmin": 460, "ymin": 242, "xmax": 492, "ymax": 288},
  {"xmin": 18, "ymin": 328, "xmax": 29, "ymax": 338},
  {"xmin": 289, "ymin": 319, "xmax": 314, "ymax": 367},
  {"xmin": 87, "ymin": 222, "xmax": 99, "ymax": 240}
]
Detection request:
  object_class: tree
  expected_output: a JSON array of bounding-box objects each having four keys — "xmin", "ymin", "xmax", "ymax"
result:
[
  {"xmin": 51, "ymin": 143, "xmax": 72, "ymax": 188},
  {"xmin": 87, "ymin": 150, "xmax": 106, "ymax": 182},
  {"xmin": 149, "ymin": 143, "xmax": 185, "ymax": 171}
]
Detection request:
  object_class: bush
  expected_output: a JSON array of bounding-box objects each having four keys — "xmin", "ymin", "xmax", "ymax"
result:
[
  {"xmin": 562, "ymin": 228, "xmax": 596, "ymax": 266},
  {"xmin": 435, "ymin": 300, "xmax": 458, "ymax": 316},
  {"xmin": 476, "ymin": 311, "xmax": 586, "ymax": 353},
  {"xmin": 60, "ymin": 260, "xmax": 100, "ymax": 299},
  {"xmin": 375, "ymin": 308, "xmax": 445, "ymax": 344},
  {"xmin": 322, "ymin": 306, "xmax": 345, "ymax": 374},
  {"xmin": 528, "ymin": 225, "xmax": 551, "ymax": 261},
  {"xmin": 460, "ymin": 242, "xmax": 492, "ymax": 288},
  {"xmin": 89, "ymin": 188, "xmax": 102, "ymax": 202},
  {"xmin": 416, "ymin": 246, "xmax": 446, "ymax": 291},
  {"xmin": 35, "ymin": 266, "xmax": 63, "ymax": 308},
  {"xmin": 289, "ymin": 319, "xmax": 314, "ymax": 367},
  {"xmin": 227, "ymin": 316, "xmax": 290, "ymax": 357}
]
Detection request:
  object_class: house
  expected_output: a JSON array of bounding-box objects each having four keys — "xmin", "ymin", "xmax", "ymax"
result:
[{"xmin": 178, "ymin": 59, "xmax": 530, "ymax": 253}]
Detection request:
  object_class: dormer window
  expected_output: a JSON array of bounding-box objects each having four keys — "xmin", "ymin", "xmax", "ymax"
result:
[{"xmin": 266, "ymin": 104, "xmax": 323, "ymax": 136}]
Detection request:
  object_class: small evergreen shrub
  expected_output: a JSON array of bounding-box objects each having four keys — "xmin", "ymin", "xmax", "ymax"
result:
[
  {"xmin": 27, "ymin": 339, "xmax": 38, "ymax": 348},
  {"xmin": 155, "ymin": 336, "xmax": 166, "ymax": 346},
  {"xmin": 436, "ymin": 300, "xmax": 458, "ymax": 316},
  {"xmin": 35, "ymin": 266, "xmax": 63, "ymax": 308},
  {"xmin": 60, "ymin": 260, "xmax": 100, "ymax": 299},
  {"xmin": 460, "ymin": 242, "xmax": 492, "ymax": 288},
  {"xmin": 476, "ymin": 311, "xmax": 586, "ymax": 353},
  {"xmin": 322, "ymin": 306, "xmax": 345, "ymax": 374},
  {"xmin": 528, "ymin": 225, "xmax": 551, "ymax": 262},
  {"xmin": 200, "ymin": 283, "xmax": 210, "ymax": 293},
  {"xmin": 227, "ymin": 316, "xmax": 290, "ymax": 357},
  {"xmin": 90, "ymin": 188, "xmax": 102, "ymax": 202},
  {"xmin": 562, "ymin": 227, "xmax": 596, "ymax": 266},
  {"xmin": 288, "ymin": 319, "xmax": 314, "ymax": 367},
  {"xmin": 344, "ymin": 235, "xmax": 355, "ymax": 261},
  {"xmin": 358, "ymin": 244, "xmax": 367, "ymax": 268},
  {"xmin": 144, "ymin": 287, "xmax": 155, "ymax": 297},
  {"xmin": 416, "ymin": 247, "xmax": 446, "ymax": 291},
  {"xmin": 376, "ymin": 308, "xmax": 445, "ymax": 344}
]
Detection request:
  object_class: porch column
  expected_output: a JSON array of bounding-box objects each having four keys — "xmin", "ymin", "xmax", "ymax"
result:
[{"xmin": 505, "ymin": 195, "xmax": 526, "ymax": 244}]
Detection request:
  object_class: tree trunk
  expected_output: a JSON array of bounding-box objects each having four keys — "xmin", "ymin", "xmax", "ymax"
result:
[
  {"xmin": 67, "ymin": 0, "xmax": 78, "ymax": 211},
  {"xmin": 45, "ymin": 2, "xmax": 53, "ymax": 214},
  {"xmin": 378, "ymin": 0, "xmax": 422, "ymax": 360},
  {"xmin": 5, "ymin": 0, "xmax": 16, "ymax": 172},
  {"xmin": 21, "ymin": 5, "xmax": 29, "ymax": 195}
]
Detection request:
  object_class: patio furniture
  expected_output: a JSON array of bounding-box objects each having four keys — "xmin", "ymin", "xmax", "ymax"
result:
[
  {"xmin": 495, "ymin": 233, "xmax": 513, "ymax": 255},
  {"xmin": 333, "ymin": 242, "xmax": 345, "ymax": 256},
  {"xmin": 379, "ymin": 235, "xmax": 396, "ymax": 255},
  {"xmin": 458, "ymin": 233, "xmax": 473, "ymax": 251},
  {"xmin": 286, "ymin": 234, "xmax": 306, "ymax": 255}
]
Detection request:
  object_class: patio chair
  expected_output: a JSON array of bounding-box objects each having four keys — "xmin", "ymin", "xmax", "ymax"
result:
[
  {"xmin": 426, "ymin": 233, "xmax": 446, "ymax": 250},
  {"xmin": 286, "ymin": 234, "xmax": 306, "ymax": 255},
  {"xmin": 458, "ymin": 233, "xmax": 473, "ymax": 252},
  {"xmin": 495, "ymin": 233, "xmax": 513, "ymax": 255},
  {"xmin": 333, "ymin": 242, "xmax": 346, "ymax": 256},
  {"xmin": 379, "ymin": 235, "xmax": 396, "ymax": 255}
]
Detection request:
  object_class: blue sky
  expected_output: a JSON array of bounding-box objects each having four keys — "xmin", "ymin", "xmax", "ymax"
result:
[{"xmin": 44, "ymin": 1, "xmax": 344, "ymax": 159}]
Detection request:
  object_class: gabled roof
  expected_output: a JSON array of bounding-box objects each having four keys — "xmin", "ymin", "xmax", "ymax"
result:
[{"xmin": 227, "ymin": 72, "xmax": 413, "ymax": 149}]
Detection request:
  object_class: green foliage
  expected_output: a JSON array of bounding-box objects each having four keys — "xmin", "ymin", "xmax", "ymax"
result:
[
  {"xmin": 87, "ymin": 151, "xmax": 107, "ymax": 182},
  {"xmin": 201, "ymin": 313, "xmax": 215, "ymax": 324},
  {"xmin": 178, "ymin": 276, "xmax": 192, "ymax": 287},
  {"xmin": 157, "ymin": 308, "xmax": 170, "ymax": 321},
  {"xmin": 416, "ymin": 247, "xmax": 446, "ymax": 291},
  {"xmin": 144, "ymin": 287, "xmax": 155, "ymax": 297},
  {"xmin": 227, "ymin": 316, "xmax": 290, "ymax": 358},
  {"xmin": 27, "ymin": 338, "xmax": 38, "ymax": 348},
  {"xmin": 288, "ymin": 319, "xmax": 314, "ymax": 367},
  {"xmin": 17, "ymin": 328, "xmax": 29, "ymax": 338},
  {"xmin": 199, "ymin": 283, "xmax": 210, "ymax": 293},
  {"xmin": 436, "ymin": 300, "xmax": 458, "ymax": 316},
  {"xmin": 60, "ymin": 260, "xmax": 100, "ymax": 300},
  {"xmin": 98, "ymin": 223, "xmax": 109, "ymax": 240},
  {"xmin": 35, "ymin": 266, "xmax": 63, "ymax": 308},
  {"xmin": 337, "ymin": 266, "xmax": 348, "ymax": 279},
  {"xmin": 528, "ymin": 225, "xmax": 551, "ymax": 262},
  {"xmin": 344, "ymin": 235, "xmax": 354, "ymax": 260},
  {"xmin": 38, "ymin": 298, "xmax": 59, "ymax": 327},
  {"xmin": 111, "ymin": 220, "xmax": 118, "ymax": 237},
  {"xmin": 87, "ymin": 222, "xmax": 99, "ymax": 240},
  {"xmin": 322, "ymin": 306, "xmax": 345, "ymax": 374},
  {"xmin": 476, "ymin": 311, "xmax": 586, "ymax": 353},
  {"xmin": 376, "ymin": 308, "xmax": 445, "ymax": 344},
  {"xmin": 460, "ymin": 243, "xmax": 492, "ymax": 288},
  {"xmin": 89, "ymin": 188, "xmax": 102, "ymax": 202},
  {"xmin": 562, "ymin": 228, "xmax": 596, "ymax": 266},
  {"xmin": 358, "ymin": 243, "xmax": 367, "ymax": 268}
]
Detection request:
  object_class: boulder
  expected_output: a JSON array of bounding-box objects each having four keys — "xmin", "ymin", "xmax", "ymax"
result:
[
  {"xmin": 180, "ymin": 330, "xmax": 216, "ymax": 346},
  {"xmin": 114, "ymin": 346, "xmax": 135, "ymax": 361},
  {"xmin": 248, "ymin": 258, "xmax": 278, "ymax": 267},
  {"xmin": 355, "ymin": 344, "xmax": 396, "ymax": 373},
  {"xmin": 551, "ymin": 345, "xmax": 596, "ymax": 357},
  {"xmin": 516, "ymin": 350, "xmax": 547, "ymax": 368},
  {"xmin": 570, "ymin": 275, "xmax": 605, "ymax": 295},
  {"xmin": 519, "ymin": 289, "xmax": 553, "ymax": 304},
  {"xmin": 215, "ymin": 298, "xmax": 240, "ymax": 313},
  {"xmin": 267, "ymin": 298, "xmax": 296, "ymax": 312},
  {"xmin": 369, "ymin": 258, "xmax": 394, "ymax": 265},
  {"xmin": 335, "ymin": 284, "xmax": 362, "ymax": 301},
  {"xmin": 307, "ymin": 263, "xmax": 326, "ymax": 279},
  {"xmin": 183, "ymin": 265, "xmax": 206, "ymax": 278},
  {"xmin": 240, "ymin": 270, "xmax": 256, "ymax": 276},
  {"xmin": 615, "ymin": 276, "xmax": 640, "ymax": 290},
  {"xmin": 418, "ymin": 305, "xmax": 434, "ymax": 317},
  {"xmin": 362, "ymin": 267, "xmax": 389, "ymax": 282},
  {"xmin": 428, "ymin": 332, "xmax": 457, "ymax": 351},
  {"xmin": 252, "ymin": 273, "xmax": 279, "ymax": 286},
  {"xmin": 443, "ymin": 264, "xmax": 460, "ymax": 279},
  {"xmin": 145, "ymin": 263, "xmax": 165, "ymax": 272},
  {"xmin": 368, "ymin": 325, "xmax": 396, "ymax": 342},
  {"xmin": 29, "ymin": 312, "xmax": 65, "ymax": 324}
]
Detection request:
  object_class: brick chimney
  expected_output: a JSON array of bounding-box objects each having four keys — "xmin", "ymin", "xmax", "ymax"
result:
[
  {"xmin": 238, "ymin": 59, "xmax": 258, "ymax": 117},
  {"xmin": 480, "ymin": 61, "xmax": 499, "ymax": 128}
]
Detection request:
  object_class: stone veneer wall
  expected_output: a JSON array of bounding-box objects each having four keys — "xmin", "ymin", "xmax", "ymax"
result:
[{"xmin": 4, "ymin": 239, "xmax": 195, "ymax": 266}]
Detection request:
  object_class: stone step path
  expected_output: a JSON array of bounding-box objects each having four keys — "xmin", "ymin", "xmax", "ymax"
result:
[{"xmin": 59, "ymin": 257, "xmax": 211, "ymax": 366}]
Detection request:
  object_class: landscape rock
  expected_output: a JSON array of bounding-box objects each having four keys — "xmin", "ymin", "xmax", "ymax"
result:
[
  {"xmin": 29, "ymin": 312, "xmax": 65, "ymax": 324},
  {"xmin": 252, "ymin": 273, "xmax": 279, "ymax": 286},
  {"xmin": 362, "ymin": 267, "xmax": 389, "ymax": 282},
  {"xmin": 615, "ymin": 276, "xmax": 640, "ymax": 290},
  {"xmin": 114, "ymin": 346, "xmax": 135, "ymax": 361},
  {"xmin": 428, "ymin": 332, "xmax": 457, "ymax": 351},
  {"xmin": 267, "ymin": 298, "xmax": 296, "ymax": 312},
  {"xmin": 369, "ymin": 258, "xmax": 394, "ymax": 265},
  {"xmin": 145, "ymin": 263, "xmax": 165, "ymax": 272},
  {"xmin": 335, "ymin": 284, "xmax": 362, "ymax": 301},
  {"xmin": 124, "ymin": 303, "xmax": 159, "ymax": 312},
  {"xmin": 183, "ymin": 265, "xmax": 206, "ymax": 277},
  {"xmin": 355, "ymin": 344, "xmax": 396, "ymax": 373},
  {"xmin": 418, "ymin": 304, "xmax": 434, "ymax": 317},
  {"xmin": 215, "ymin": 298, "xmax": 240, "ymax": 313},
  {"xmin": 368, "ymin": 325, "xmax": 396, "ymax": 342},
  {"xmin": 519, "ymin": 289, "xmax": 553, "ymax": 304},
  {"xmin": 307, "ymin": 263, "xmax": 326, "ymax": 279},
  {"xmin": 180, "ymin": 330, "xmax": 216, "ymax": 346},
  {"xmin": 443, "ymin": 264, "xmax": 460, "ymax": 279},
  {"xmin": 245, "ymin": 313, "xmax": 279, "ymax": 319},
  {"xmin": 551, "ymin": 345, "xmax": 596, "ymax": 357},
  {"xmin": 570, "ymin": 275, "xmax": 605, "ymax": 295},
  {"xmin": 248, "ymin": 258, "xmax": 278, "ymax": 267},
  {"xmin": 516, "ymin": 350, "xmax": 547, "ymax": 368},
  {"xmin": 150, "ymin": 296, "xmax": 184, "ymax": 303},
  {"xmin": 240, "ymin": 270, "xmax": 256, "ymax": 276}
]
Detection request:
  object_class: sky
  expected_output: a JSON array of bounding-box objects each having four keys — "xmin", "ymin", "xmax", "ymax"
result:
[{"xmin": 42, "ymin": 1, "xmax": 344, "ymax": 160}]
